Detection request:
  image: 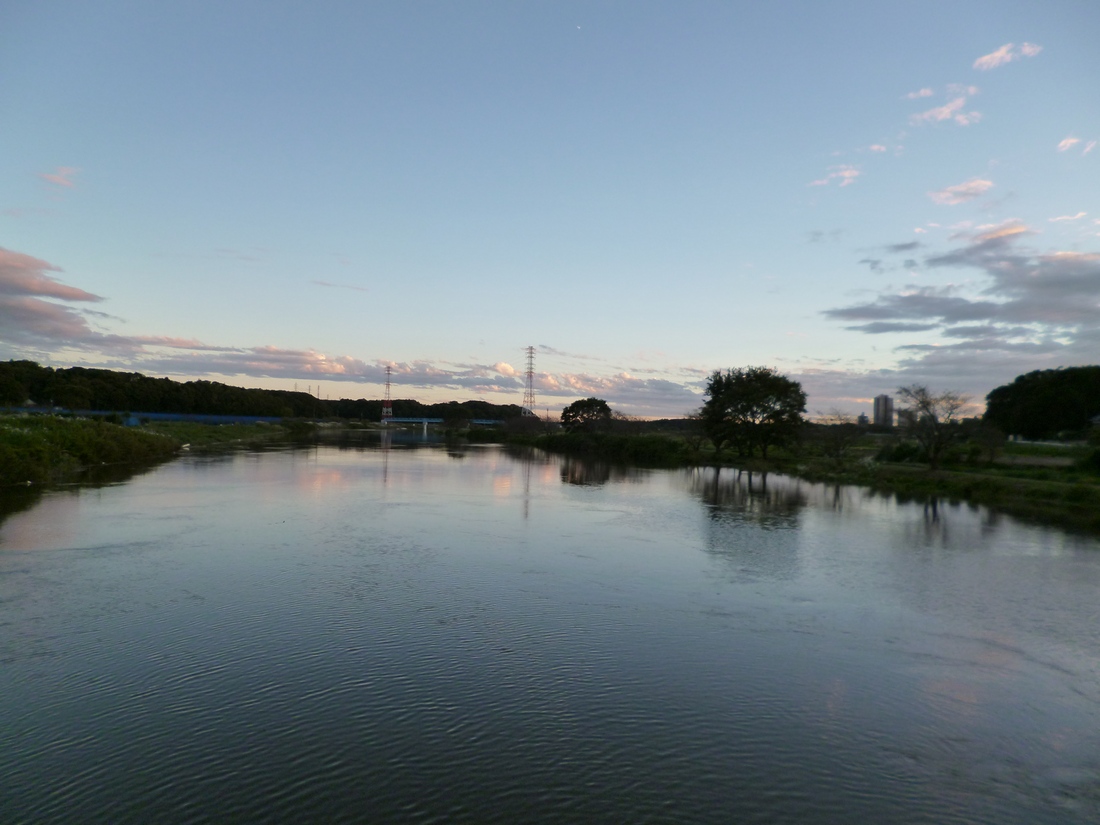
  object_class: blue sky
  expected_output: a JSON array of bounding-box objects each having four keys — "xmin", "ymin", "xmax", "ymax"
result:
[{"xmin": 2, "ymin": 1, "xmax": 1099, "ymax": 417}]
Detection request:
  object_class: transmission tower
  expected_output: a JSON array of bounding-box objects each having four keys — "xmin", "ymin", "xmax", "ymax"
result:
[
  {"xmin": 382, "ymin": 365, "xmax": 393, "ymax": 424},
  {"xmin": 522, "ymin": 346, "xmax": 536, "ymax": 416}
]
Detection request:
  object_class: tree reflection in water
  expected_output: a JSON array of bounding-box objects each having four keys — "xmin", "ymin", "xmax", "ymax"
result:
[
  {"xmin": 558, "ymin": 457, "xmax": 647, "ymax": 487},
  {"xmin": 690, "ymin": 467, "xmax": 809, "ymax": 582},
  {"xmin": 0, "ymin": 458, "xmax": 174, "ymax": 536}
]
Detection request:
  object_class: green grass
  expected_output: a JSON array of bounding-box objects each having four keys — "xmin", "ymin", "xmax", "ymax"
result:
[
  {"xmin": 138, "ymin": 420, "xmax": 306, "ymax": 446},
  {"xmin": 521, "ymin": 428, "xmax": 1100, "ymax": 534},
  {"xmin": 531, "ymin": 432, "xmax": 691, "ymax": 468},
  {"xmin": 1002, "ymin": 441, "xmax": 1088, "ymax": 458},
  {"xmin": 0, "ymin": 414, "xmax": 181, "ymax": 486},
  {"xmin": 0, "ymin": 415, "xmax": 306, "ymax": 487}
]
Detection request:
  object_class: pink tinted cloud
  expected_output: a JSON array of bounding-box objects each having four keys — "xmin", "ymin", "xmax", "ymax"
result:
[
  {"xmin": 0, "ymin": 248, "xmax": 102, "ymax": 302},
  {"xmin": 38, "ymin": 166, "xmax": 79, "ymax": 188},
  {"xmin": 809, "ymin": 164, "xmax": 861, "ymax": 188},
  {"xmin": 905, "ymin": 88, "xmax": 934, "ymax": 99},
  {"xmin": 1058, "ymin": 137, "xmax": 1081, "ymax": 152},
  {"xmin": 1085, "ymin": 141, "xmax": 1097, "ymax": 156},
  {"xmin": 928, "ymin": 178, "xmax": 994, "ymax": 205},
  {"xmin": 973, "ymin": 42, "xmax": 1042, "ymax": 70},
  {"xmin": 910, "ymin": 97, "xmax": 981, "ymax": 127}
]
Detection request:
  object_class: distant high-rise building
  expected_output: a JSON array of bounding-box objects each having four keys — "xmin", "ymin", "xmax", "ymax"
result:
[
  {"xmin": 873, "ymin": 394, "xmax": 894, "ymax": 427},
  {"xmin": 857, "ymin": 412, "xmax": 869, "ymax": 426}
]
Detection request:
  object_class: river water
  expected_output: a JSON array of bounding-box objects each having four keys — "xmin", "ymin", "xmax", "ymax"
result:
[{"xmin": 2, "ymin": 440, "xmax": 1099, "ymax": 823}]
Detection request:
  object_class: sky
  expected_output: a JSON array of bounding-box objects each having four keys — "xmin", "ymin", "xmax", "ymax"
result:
[{"xmin": 2, "ymin": 1, "xmax": 1099, "ymax": 419}]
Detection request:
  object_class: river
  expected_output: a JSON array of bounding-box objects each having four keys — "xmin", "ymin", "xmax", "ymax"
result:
[{"xmin": 2, "ymin": 440, "xmax": 1099, "ymax": 823}]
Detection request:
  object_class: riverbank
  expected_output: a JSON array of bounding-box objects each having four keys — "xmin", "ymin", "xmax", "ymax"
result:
[
  {"xmin": 0, "ymin": 415, "xmax": 306, "ymax": 487},
  {"xmin": 0, "ymin": 415, "xmax": 180, "ymax": 486},
  {"xmin": 760, "ymin": 458, "xmax": 1100, "ymax": 533},
  {"xmin": 511, "ymin": 430, "xmax": 1100, "ymax": 533}
]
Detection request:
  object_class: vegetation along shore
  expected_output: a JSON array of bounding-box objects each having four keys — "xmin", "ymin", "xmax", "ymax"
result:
[{"xmin": 4, "ymin": 359, "xmax": 1100, "ymax": 533}]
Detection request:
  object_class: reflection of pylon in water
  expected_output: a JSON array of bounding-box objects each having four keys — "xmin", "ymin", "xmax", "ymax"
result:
[
  {"xmin": 522, "ymin": 346, "xmax": 536, "ymax": 416},
  {"xmin": 382, "ymin": 365, "xmax": 393, "ymax": 424}
]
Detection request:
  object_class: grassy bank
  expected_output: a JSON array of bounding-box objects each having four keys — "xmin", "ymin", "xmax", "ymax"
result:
[
  {"xmin": 138, "ymin": 419, "xmax": 312, "ymax": 446},
  {"xmin": 761, "ymin": 457, "xmax": 1100, "ymax": 533},
  {"xmin": 1, "ymin": 415, "xmax": 308, "ymax": 487},
  {"xmin": 528, "ymin": 431, "xmax": 691, "ymax": 467},
  {"xmin": 513, "ymin": 428, "xmax": 1100, "ymax": 534},
  {"xmin": 0, "ymin": 415, "xmax": 181, "ymax": 486}
]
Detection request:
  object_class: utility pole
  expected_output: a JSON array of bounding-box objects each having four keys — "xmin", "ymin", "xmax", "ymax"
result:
[
  {"xmin": 382, "ymin": 366, "xmax": 393, "ymax": 424},
  {"xmin": 522, "ymin": 346, "xmax": 536, "ymax": 416}
]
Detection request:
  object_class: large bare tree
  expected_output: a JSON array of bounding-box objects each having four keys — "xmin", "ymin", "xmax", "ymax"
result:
[{"xmin": 896, "ymin": 385, "xmax": 969, "ymax": 470}]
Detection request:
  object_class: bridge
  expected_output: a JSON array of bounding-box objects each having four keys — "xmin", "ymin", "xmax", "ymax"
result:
[
  {"xmin": 384, "ymin": 417, "xmax": 502, "ymax": 436},
  {"xmin": 387, "ymin": 417, "xmax": 502, "ymax": 430},
  {"xmin": 386, "ymin": 418, "xmax": 501, "ymax": 425}
]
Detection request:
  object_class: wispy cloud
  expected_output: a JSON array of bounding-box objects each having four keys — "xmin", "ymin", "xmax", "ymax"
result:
[
  {"xmin": 312, "ymin": 279, "xmax": 369, "ymax": 293},
  {"xmin": 973, "ymin": 42, "xmax": 1042, "ymax": 71},
  {"xmin": 806, "ymin": 230, "xmax": 844, "ymax": 244},
  {"xmin": 905, "ymin": 88, "xmax": 934, "ymax": 100},
  {"xmin": 809, "ymin": 164, "xmax": 861, "ymax": 188},
  {"xmin": 928, "ymin": 178, "xmax": 994, "ymax": 205},
  {"xmin": 886, "ymin": 241, "xmax": 922, "ymax": 253},
  {"xmin": 0, "ymin": 248, "xmax": 101, "ymax": 302},
  {"xmin": 1085, "ymin": 141, "xmax": 1097, "ymax": 156},
  {"xmin": 910, "ymin": 96, "xmax": 981, "ymax": 127},
  {"xmin": 38, "ymin": 166, "xmax": 79, "ymax": 188},
  {"xmin": 1049, "ymin": 212, "xmax": 1086, "ymax": 222},
  {"xmin": 537, "ymin": 345, "xmax": 606, "ymax": 363},
  {"xmin": 1058, "ymin": 137, "xmax": 1081, "ymax": 152}
]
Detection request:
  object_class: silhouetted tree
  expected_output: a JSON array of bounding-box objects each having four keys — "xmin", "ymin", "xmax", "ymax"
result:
[
  {"xmin": 560, "ymin": 397, "xmax": 613, "ymax": 432},
  {"xmin": 814, "ymin": 409, "xmax": 864, "ymax": 466},
  {"xmin": 897, "ymin": 384, "xmax": 968, "ymax": 470},
  {"xmin": 701, "ymin": 367, "xmax": 806, "ymax": 459},
  {"xmin": 984, "ymin": 366, "xmax": 1100, "ymax": 439}
]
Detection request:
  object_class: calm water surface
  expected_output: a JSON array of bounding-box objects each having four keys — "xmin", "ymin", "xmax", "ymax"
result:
[{"xmin": 2, "ymin": 441, "xmax": 1099, "ymax": 823}]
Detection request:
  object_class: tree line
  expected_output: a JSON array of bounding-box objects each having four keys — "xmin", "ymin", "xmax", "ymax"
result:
[
  {"xmin": 0, "ymin": 361, "xmax": 525, "ymax": 421},
  {"xmin": 983, "ymin": 366, "xmax": 1100, "ymax": 440},
  {"xmin": 562, "ymin": 362, "xmax": 1100, "ymax": 470}
]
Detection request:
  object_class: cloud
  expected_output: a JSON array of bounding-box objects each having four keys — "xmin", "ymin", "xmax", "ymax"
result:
[
  {"xmin": 973, "ymin": 42, "xmax": 1042, "ymax": 70},
  {"xmin": 806, "ymin": 229, "xmax": 844, "ymax": 244},
  {"xmin": 927, "ymin": 178, "xmax": 994, "ymax": 205},
  {"xmin": 886, "ymin": 241, "xmax": 922, "ymax": 253},
  {"xmin": 529, "ymin": 370, "xmax": 703, "ymax": 418},
  {"xmin": 869, "ymin": 144, "xmax": 887, "ymax": 152},
  {"xmin": 844, "ymin": 321, "xmax": 940, "ymax": 334},
  {"xmin": 0, "ymin": 248, "xmax": 102, "ymax": 302},
  {"xmin": 1049, "ymin": 212, "xmax": 1086, "ymax": 222},
  {"xmin": 38, "ymin": 166, "xmax": 79, "ymax": 188},
  {"xmin": 1085, "ymin": 141, "xmax": 1097, "ymax": 156},
  {"xmin": 824, "ymin": 223, "xmax": 1100, "ymax": 390},
  {"xmin": 312, "ymin": 279, "xmax": 369, "ymax": 293},
  {"xmin": 809, "ymin": 164, "xmax": 861, "ymax": 188},
  {"xmin": 1058, "ymin": 137, "xmax": 1081, "ymax": 152},
  {"xmin": 905, "ymin": 88, "xmax": 934, "ymax": 99},
  {"xmin": 0, "ymin": 245, "xmax": 711, "ymax": 417},
  {"xmin": 536, "ymin": 345, "xmax": 606, "ymax": 363},
  {"xmin": 910, "ymin": 96, "xmax": 981, "ymax": 127}
]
